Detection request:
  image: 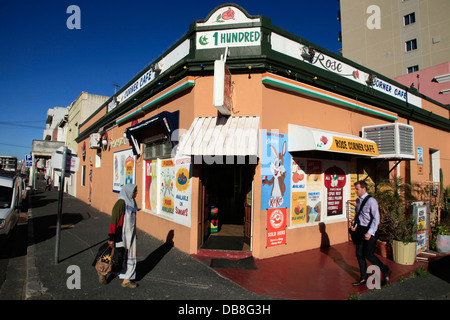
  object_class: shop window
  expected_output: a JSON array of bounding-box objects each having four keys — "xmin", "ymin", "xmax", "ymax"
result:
[
  {"xmin": 81, "ymin": 165, "xmax": 86, "ymax": 186},
  {"xmin": 95, "ymin": 149, "xmax": 101, "ymax": 168},
  {"xmin": 143, "ymin": 139, "xmax": 172, "ymax": 160}
]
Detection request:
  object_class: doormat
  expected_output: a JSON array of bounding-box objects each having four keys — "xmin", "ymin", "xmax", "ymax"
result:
[
  {"xmin": 210, "ymin": 256, "xmax": 257, "ymax": 270},
  {"xmin": 201, "ymin": 236, "xmax": 244, "ymax": 251}
]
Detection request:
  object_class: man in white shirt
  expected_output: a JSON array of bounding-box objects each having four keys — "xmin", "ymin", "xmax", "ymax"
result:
[{"xmin": 350, "ymin": 180, "xmax": 391, "ymax": 286}]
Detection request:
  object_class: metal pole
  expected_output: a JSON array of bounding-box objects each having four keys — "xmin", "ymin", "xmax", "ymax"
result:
[{"xmin": 55, "ymin": 146, "xmax": 67, "ymax": 264}]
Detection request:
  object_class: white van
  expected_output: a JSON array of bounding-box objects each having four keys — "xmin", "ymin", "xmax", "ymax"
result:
[{"xmin": 0, "ymin": 174, "xmax": 22, "ymax": 239}]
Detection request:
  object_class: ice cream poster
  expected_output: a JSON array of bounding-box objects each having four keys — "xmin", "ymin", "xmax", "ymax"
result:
[
  {"xmin": 266, "ymin": 207, "xmax": 287, "ymax": 247},
  {"xmin": 307, "ymin": 191, "xmax": 321, "ymax": 223},
  {"xmin": 261, "ymin": 131, "xmax": 290, "ymax": 210},
  {"xmin": 160, "ymin": 159, "xmax": 175, "ymax": 216},
  {"xmin": 173, "ymin": 156, "xmax": 192, "ymax": 227},
  {"xmin": 144, "ymin": 160, "xmax": 158, "ymax": 212},
  {"xmin": 113, "ymin": 149, "xmax": 136, "ymax": 193}
]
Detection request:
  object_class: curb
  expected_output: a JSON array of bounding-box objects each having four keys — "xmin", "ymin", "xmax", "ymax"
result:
[{"xmin": 24, "ymin": 193, "xmax": 49, "ymax": 300}]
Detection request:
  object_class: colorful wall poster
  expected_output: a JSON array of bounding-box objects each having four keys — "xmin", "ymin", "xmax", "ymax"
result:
[
  {"xmin": 324, "ymin": 166, "xmax": 347, "ymax": 216},
  {"xmin": 291, "ymin": 157, "xmax": 307, "ymax": 225},
  {"xmin": 160, "ymin": 159, "xmax": 175, "ymax": 216},
  {"xmin": 266, "ymin": 207, "xmax": 287, "ymax": 247},
  {"xmin": 173, "ymin": 156, "xmax": 192, "ymax": 227},
  {"xmin": 307, "ymin": 160, "xmax": 321, "ymax": 189},
  {"xmin": 414, "ymin": 204, "xmax": 429, "ymax": 254},
  {"xmin": 307, "ymin": 191, "xmax": 321, "ymax": 223},
  {"xmin": 291, "ymin": 192, "xmax": 307, "ymax": 225},
  {"xmin": 261, "ymin": 131, "xmax": 290, "ymax": 210},
  {"xmin": 144, "ymin": 159, "xmax": 158, "ymax": 212},
  {"xmin": 113, "ymin": 149, "xmax": 136, "ymax": 193}
]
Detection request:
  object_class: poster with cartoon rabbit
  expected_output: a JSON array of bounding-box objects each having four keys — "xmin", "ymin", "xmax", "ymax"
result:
[{"xmin": 261, "ymin": 131, "xmax": 290, "ymax": 210}]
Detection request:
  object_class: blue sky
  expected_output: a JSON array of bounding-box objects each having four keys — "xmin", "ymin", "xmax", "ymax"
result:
[{"xmin": 0, "ymin": 0, "xmax": 341, "ymax": 161}]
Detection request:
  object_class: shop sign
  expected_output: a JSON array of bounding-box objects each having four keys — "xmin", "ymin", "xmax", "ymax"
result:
[
  {"xmin": 197, "ymin": 27, "xmax": 261, "ymax": 50},
  {"xmin": 312, "ymin": 130, "xmax": 379, "ymax": 156},
  {"xmin": 271, "ymin": 33, "xmax": 422, "ymax": 108},
  {"xmin": 196, "ymin": 6, "xmax": 261, "ymax": 27},
  {"xmin": 261, "ymin": 131, "xmax": 290, "ymax": 210},
  {"xmin": 213, "ymin": 58, "xmax": 232, "ymax": 115},
  {"xmin": 329, "ymin": 136, "xmax": 378, "ymax": 156},
  {"xmin": 115, "ymin": 39, "xmax": 190, "ymax": 106},
  {"xmin": 266, "ymin": 207, "xmax": 287, "ymax": 247}
]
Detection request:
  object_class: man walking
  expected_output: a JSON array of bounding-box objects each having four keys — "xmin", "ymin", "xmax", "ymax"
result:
[{"xmin": 350, "ymin": 180, "xmax": 391, "ymax": 286}]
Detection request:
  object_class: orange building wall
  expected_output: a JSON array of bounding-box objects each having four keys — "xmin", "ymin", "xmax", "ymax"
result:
[{"xmin": 75, "ymin": 73, "xmax": 450, "ymax": 260}]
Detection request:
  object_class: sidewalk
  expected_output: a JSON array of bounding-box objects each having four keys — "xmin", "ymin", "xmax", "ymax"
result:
[
  {"xmin": 25, "ymin": 182, "xmax": 450, "ymax": 301},
  {"xmin": 26, "ymin": 187, "xmax": 271, "ymax": 300}
]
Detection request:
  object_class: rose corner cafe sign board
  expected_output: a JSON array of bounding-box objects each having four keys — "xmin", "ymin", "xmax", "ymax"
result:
[{"xmin": 288, "ymin": 124, "xmax": 379, "ymax": 157}]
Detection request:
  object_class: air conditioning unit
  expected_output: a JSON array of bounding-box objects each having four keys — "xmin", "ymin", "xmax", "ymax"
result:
[
  {"xmin": 89, "ymin": 133, "xmax": 101, "ymax": 149},
  {"xmin": 362, "ymin": 123, "xmax": 415, "ymax": 159}
]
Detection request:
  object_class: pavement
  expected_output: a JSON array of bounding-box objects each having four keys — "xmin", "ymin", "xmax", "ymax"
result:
[{"xmin": 1, "ymin": 177, "xmax": 449, "ymax": 306}]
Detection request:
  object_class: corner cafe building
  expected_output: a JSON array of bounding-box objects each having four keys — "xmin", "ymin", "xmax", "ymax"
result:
[{"xmin": 76, "ymin": 4, "xmax": 450, "ymax": 259}]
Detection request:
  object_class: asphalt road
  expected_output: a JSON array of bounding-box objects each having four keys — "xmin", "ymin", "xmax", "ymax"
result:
[{"xmin": 0, "ymin": 220, "xmax": 28, "ymax": 299}]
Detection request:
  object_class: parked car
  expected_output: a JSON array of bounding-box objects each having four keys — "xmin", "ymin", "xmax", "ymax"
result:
[{"xmin": 0, "ymin": 174, "xmax": 22, "ymax": 241}]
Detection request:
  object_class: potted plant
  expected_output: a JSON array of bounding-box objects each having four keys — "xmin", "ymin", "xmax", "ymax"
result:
[
  {"xmin": 373, "ymin": 178, "xmax": 418, "ymax": 264},
  {"xmin": 435, "ymin": 222, "xmax": 450, "ymax": 253},
  {"xmin": 390, "ymin": 212, "xmax": 418, "ymax": 265}
]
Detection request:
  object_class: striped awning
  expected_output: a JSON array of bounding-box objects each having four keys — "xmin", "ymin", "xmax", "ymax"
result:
[{"xmin": 177, "ymin": 116, "xmax": 260, "ymax": 157}]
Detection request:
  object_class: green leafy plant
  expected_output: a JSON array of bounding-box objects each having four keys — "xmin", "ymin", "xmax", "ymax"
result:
[{"xmin": 372, "ymin": 177, "xmax": 417, "ymax": 244}]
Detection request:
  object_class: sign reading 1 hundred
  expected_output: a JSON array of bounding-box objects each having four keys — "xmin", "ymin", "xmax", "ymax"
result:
[{"xmin": 197, "ymin": 28, "xmax": 261, "ymax": 49}]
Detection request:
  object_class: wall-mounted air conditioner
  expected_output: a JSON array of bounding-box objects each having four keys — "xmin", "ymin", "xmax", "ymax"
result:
[
  {"xmin": 362, "ymin": 123, "xmax": 415, "ymax": 159},
  {"xmin": 89, "ymin": 133, "xmax": 101, "ymax": 149}
]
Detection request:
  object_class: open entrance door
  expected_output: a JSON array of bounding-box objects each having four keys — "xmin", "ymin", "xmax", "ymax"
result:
[{"xmin": 199, "ymin": 162, "xmax": 255, "ymax": 252}]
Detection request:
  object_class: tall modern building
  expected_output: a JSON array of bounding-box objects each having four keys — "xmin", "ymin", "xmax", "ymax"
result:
[{"xmin": 339, "ymin": 0, "xmax": 450, "ymax": 79}]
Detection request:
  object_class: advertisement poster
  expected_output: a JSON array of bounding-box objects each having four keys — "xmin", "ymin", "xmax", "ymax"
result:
[
  {"xmin": 414, "ymin": 205, "xmax": 429, "ymax": 254},
  {"xmin": 307, "ymin": 160, "xmax": 321, "ymax": 189},
  {"xmin": 174, "ymin": 156, "xmax": 192, "ymax": 227},
  {"xmin": 113, "ymin": 149, "xmax": 136, "ymax": 193},
  {"xmin": 144, "ymin": 160, "xmax": 158, "ymax": 212},
  {"xmin": 261, "ymin": 131, "xmax": 290, "ymax": 210},
  {"xmin": 307, "ymin": 191, "xmax": 321, "ymax": 223},
  {"xmin": 160, "ymin": 159, "xmax": 175, "ymax": 216},
  {"xmin": 292, "ymin": 192, "xmax": 307, "ymax": 225},
  {"xmin": 266, "ymin": 207, "xmax": 287, "ymax": 247},
  {"xmin": 324, "ymin": 166, "xmax": 347, "ymax": 216},
  {"xmin": 291, "ymin": 157, "xmax": 307, "ymax": 225}
]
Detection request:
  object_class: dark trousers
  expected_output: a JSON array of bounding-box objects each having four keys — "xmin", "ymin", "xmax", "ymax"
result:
[{"xmin": 355, "ymin": 232, "xmax": 389, "ymax": 280}]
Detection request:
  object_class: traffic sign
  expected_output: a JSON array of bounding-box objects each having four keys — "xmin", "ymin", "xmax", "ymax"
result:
[
  {"xmin": 51, "ymin": 147, "xmax": 79, "ymax": 176},
  {"xmin": 25, "ymin": 155, "xmax": 33, "ymax": 168}
]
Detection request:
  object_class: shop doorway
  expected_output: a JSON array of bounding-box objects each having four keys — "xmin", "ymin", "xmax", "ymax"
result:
[{"xmin": 199, "ymin": 161, "xmax": 255, "ymax": 252}]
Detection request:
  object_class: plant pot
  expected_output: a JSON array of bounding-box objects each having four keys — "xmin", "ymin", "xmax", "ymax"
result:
[
  {"xmin": 392, "ymin": 240, "xmax": 416, "ymax": 265},
  {"xmin": 376, "ymin": 240, "xmax": 392, "ymax": 259},
  {"xmin": 436, "ymin": 234, "xmax": 450, "ymax": 253}
]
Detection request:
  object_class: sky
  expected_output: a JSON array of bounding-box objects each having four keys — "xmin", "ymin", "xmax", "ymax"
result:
[{"xmin": 0, "ymin": 0, "xmax": 341, "ymax": 162}]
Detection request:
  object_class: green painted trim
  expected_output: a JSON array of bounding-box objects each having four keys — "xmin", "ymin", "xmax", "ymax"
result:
[
  {"xmin": 262, "ymin": 77, "xmax": 398, "ymax": 121},
  {"xmin": 115, "ymin": 78, "xmax": 195, "ymax": 126}
]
